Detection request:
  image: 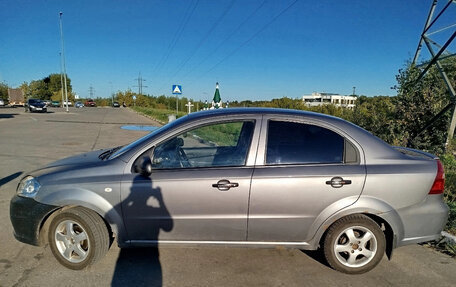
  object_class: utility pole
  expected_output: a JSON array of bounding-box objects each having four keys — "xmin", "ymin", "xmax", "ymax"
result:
[
  {"xmin": 59, "ymin": 12, "xmax": 69, "ymax": 112},
  {"xmin": 59, "ymin": 52, "xmax": 64, "ymax": 107},
  {"xmin": 109, "ymin": 81, "xmax": 114, "ymax": 105},
  {"xmin": 134, "ymin": 72, "xmax": 148, "ymax": 95},
  {"xmin": 88, "ymin": 86, "xmax": 95, "ymax": 98}
]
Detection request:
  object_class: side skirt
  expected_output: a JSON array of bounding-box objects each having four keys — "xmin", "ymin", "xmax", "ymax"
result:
[{"xmin": 125, "ymin": 240, "xmax": 313, "ymax": 249}]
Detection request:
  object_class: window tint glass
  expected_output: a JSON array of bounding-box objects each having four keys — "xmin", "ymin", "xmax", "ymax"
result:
[
  {"xmin": 152, "ymin": 121, "xmax": 255, "ymax": 169},
  {"xmin": 266, "ymin": 121, "xmax": 344, "ymax": 165}
]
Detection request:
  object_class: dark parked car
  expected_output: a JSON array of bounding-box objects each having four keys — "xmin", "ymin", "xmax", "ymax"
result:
[
  {"xmin": 51, "ymin": 101, "xmax": 60, "ymax": 107},
  {"xmin": 85, "ymin": 99, "xmax": 96, "ymax": 107},
  {"xmin": 113, "ymin": 101, "xmax": 120, "ymax": 107},
  {"xmin": 75, "ymin": 101, "xmax": 84, "ymax": 108},
  {"xmin": 10, "ymin": 108, "xmax": 448, "ymax": 273},
  {"xmin": 25, "ymin": 99, "xmax": 47, "ymax": 113}
]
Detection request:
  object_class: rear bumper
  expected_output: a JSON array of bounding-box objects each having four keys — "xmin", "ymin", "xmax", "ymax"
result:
[
  {"xmin": 396, "ymin": 195, "xmax": 449, "ymax": 247},
  {"xmin": 10, "ymin": 195, "xmax": 58, "ymax": 246}
]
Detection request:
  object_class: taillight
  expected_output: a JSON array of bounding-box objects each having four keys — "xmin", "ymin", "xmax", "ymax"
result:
[{"xmin": 429, "ymin": 160, "xmax": 445, "ymax": 194}]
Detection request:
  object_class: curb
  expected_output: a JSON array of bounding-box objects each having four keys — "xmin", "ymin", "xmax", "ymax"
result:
[
  {"xmin": 442, "ymin": 231, "xmax": 456, "ymax": 244},
  {"xmin": 127, "ymin": 107, "xmax": 165, "ymax": 126}
]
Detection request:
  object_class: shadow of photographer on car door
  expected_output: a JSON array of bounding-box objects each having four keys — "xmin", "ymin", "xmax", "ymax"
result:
[{"xmin": 111, "ymin": 174, "xmax": 173, "ymax": 287}]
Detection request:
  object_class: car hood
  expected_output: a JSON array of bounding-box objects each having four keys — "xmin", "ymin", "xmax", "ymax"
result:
[{"xmin": 44, "ymin": 149, "xmax": 108, "ymax": 168}]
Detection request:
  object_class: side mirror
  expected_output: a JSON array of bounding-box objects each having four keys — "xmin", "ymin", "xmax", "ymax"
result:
[{"xmin": 136, "ymin": 156, "xmax": 152, "ymax": 177}]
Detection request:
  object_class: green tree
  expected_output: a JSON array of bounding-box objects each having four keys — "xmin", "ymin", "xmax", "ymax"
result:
[
  {"xmin": 0, "ymin": 82, "xmax": 8, "ymax": 101},
  {"xmin": 394, "ymin": 60, "xmax": 455, "ymax": 154},
  {"xmin": 20, "ymin": 74, "xmax": 72, "ymax": 101},
  {"xmin": 351, "ymin": 96, "xmax": 397, "ymax": 144}
]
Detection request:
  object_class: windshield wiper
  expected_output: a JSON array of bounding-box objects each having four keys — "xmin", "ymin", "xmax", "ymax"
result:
[{"xmin": 99, "ymin": 146, "xmax": 122, "ymax": 160}]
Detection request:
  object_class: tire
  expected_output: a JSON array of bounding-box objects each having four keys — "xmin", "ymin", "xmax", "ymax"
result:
[
  {"xmin": 323, "ymin": 214, "xmax": 386, "ymax": 274},
  {"xmin": 48, "ymin": 207, "xmax": 110, "ymax": 270}
]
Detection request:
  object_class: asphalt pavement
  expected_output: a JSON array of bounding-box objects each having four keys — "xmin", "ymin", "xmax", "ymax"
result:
[{"xmin": 0, "ymin": 106, "xmax": 455, "ymax": 287}]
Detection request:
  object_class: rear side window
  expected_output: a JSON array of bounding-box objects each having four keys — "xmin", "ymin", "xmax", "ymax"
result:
[{"xmin": 266, "ymin": 121, "xmax": 345, "ymax": 165}]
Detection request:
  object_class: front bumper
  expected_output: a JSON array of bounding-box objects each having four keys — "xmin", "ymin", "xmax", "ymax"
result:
[
  {"xmin": 30, "ymin": 107, "xmax": 47, "ymax": 112},
  {"xmin": 10, "ymin": 195, "xmax": 58, "ymax": 246}
]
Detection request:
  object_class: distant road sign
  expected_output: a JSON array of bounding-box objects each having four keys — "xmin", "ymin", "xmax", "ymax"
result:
[{"xmin": 172, "ymin": 85, "xmax": 182, "ymax": 95}]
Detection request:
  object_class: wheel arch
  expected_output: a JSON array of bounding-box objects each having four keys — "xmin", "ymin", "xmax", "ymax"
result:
[
  {"xmin": 308, "ymin": 196, "xmax": 404, "ymax": 257},
  {"xmin": 36, "ymin": 189, "xmax": 127, "ymax": 245}
]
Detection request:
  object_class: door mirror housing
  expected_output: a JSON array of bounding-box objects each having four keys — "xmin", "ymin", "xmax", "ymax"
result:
[{"xmin": 135, "ymin": 155, "xmax": 152, "ymax": 177}]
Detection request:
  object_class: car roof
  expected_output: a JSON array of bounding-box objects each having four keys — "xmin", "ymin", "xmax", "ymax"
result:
[{"xmin": 181, "ymin": 107, "xmax": 337, "ymax": 121}]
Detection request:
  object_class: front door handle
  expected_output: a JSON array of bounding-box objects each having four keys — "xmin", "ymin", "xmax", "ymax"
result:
[
  {"xmin": 326, "ymin": 177, "xmax": 352, "ymax": 188},
  {"xmin": 212, "ymin": 179, "xmax": 239, "ymax": 191}
]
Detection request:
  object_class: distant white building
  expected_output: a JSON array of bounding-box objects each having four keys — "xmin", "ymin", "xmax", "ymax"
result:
[{"xmin": 302, "ymin": 92, "xmax": 357, "ymax": 109}]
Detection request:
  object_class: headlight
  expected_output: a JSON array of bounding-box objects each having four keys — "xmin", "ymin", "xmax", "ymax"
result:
[
  {"xmin": 30, "ymin": 105, "xmax": 35, "ymax": 108},
  {"xmin": 17, "ymin": 176, "xmax": 41, "ymax": 198}
]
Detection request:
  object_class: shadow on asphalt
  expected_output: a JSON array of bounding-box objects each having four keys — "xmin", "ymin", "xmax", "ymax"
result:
[
  {"xmin": 25, "ymin": 111, "xmax": 55, "ymax": 114},
  {"xmin": 0, "ymin": 171, "xmax": 23, "ymax": 188},
  {"xmin": 0, "ymin": 113, "xmax": 19, "ymax": 119},
  {"xmin": 111, "ymin": 248, "xmax": 162, "ymax": 287},
  {"xmin": 301, "ymin": 249, "xmax": 332, "ymax": 269}
]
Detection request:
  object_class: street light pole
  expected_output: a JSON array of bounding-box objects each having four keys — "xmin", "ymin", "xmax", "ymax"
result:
[
  {"xmin": 59, "ymin": 52, "xmax": 64, "ymax": 107},
  {"xmin": 59, "ymin": 12, "xmax": 69, "ymax": 112}
]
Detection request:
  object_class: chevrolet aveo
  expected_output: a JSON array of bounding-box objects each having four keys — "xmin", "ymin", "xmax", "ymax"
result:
[{"xmin": 10, "ymin": 108, "xmax": 448, "ymax": 274}]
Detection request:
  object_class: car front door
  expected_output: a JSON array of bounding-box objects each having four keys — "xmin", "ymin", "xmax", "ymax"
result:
[
  {"xmin": 248, "ymin": 117, "xmax": 366, "ymax": 242},
  {"xmin": 121, "ymin": 117, "xmax": 261, "ymax": 242}
]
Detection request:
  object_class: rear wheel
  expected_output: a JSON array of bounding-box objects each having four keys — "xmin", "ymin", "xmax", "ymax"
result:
[
  {"xmin": 48, "ymin": 207, "xmax": 110, "ymax": 270},
  {"xmin": 323, "ymin": 214, "xmax": 386, "ymax": 274}
]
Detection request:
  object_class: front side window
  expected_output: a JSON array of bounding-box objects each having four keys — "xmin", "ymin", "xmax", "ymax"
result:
[
  {"xmin": 266, "ymin": 121, "xmax": 345, "ymax": 165},
  {"xmin": 152, "ymin": 121, "xmax": 255, "ymax": 169}
]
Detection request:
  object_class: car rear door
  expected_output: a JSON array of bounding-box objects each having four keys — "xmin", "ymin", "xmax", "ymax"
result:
[{"xmin": 248, "ymin": 116, "xmax": 366, "ymax": 242}]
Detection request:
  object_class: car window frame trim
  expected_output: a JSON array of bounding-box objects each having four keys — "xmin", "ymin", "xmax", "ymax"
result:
[
  {"xmin": 124, "ymin": 114, "xmax": 263, "ymax": 175},
  {"xmin": 256, "ymin": 115, "xmax": 364, "ymax": 167}
]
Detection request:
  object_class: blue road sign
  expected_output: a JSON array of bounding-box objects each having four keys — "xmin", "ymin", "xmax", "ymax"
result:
[{"xmin": 172, "ymin": 85, "xmax": 182, "ymax": 95}]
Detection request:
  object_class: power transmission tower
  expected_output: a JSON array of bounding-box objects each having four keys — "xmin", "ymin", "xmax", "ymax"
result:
[
  {"xmin": 412, "ymin": 0, "xmax": 456, "ymax": 147},
  {"xmin": 134, "ymin": 72, "xmax": 148, "ymax": 95},
  {"xmin": 88, "ymin": 86, "xmax": 95, "ymax": 98}
]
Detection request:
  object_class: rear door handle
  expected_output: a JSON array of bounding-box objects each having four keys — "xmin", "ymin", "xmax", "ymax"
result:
[
  {"xmin": 212, "ymin": 179, "xmax": 239, "ymax": 191},
  {"xmin": 326, "ymin": 177, "xmax": 351, "ymax": 188}
]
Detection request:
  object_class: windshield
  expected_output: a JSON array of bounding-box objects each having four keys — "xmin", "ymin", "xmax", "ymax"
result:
[{"xmin": 108, "ymin": 120, "xmax": 181, "ymax": 159}]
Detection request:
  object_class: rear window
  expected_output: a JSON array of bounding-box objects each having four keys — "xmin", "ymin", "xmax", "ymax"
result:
[{"xmin": 266, "ymin": 120, "xmax": 345, "ymax": 165}]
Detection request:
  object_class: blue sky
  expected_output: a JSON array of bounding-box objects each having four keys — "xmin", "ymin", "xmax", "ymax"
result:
[{"xmin": 0, "ymin": 0, "xmax": 449, "ymax": 101}]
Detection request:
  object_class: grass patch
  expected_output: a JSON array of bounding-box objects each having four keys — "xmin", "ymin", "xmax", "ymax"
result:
[
  {"xmin": 446, "ymin": 201, "xmax": 456, "ymax": 235},
  {"xmin": 190, "ymin": 122, "xmax": 243, "ymax": 146},
  {"xmin": 131, "ymin": 106, "xmax": 186, "ymax": 124}
]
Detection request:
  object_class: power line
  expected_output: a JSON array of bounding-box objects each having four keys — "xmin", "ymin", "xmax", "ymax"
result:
[
  {"xmin": 181, "ymin": 0, "xmax": 267, "ymax": 81},
  {"xmin": 168, "ymin": 0, "xmax": 237, "ymax": 81},
  {"xmin": 195, "ymin": 0, "xmax": 299, "ymax": 81},
  {"xmin": 153, "ymin": 0, "xmax": 199, "ymax": 77},
  {"xmin": 156, "ymin": 0, "xmax": 236, "ymax": 95}
]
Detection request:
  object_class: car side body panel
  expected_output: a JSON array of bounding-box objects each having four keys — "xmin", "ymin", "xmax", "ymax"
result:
[
  {"xmin": 10, "ymin": 108, "xmax": 448, "ymax": 254},
  {"xmin": 32, "ymin": 161, "xmax": 127, "ymax": 244}
]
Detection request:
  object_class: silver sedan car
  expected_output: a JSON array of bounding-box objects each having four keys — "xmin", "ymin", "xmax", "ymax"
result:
[{"xmin": 10, "ymin": 108, "xmax": 448, "ymax": 274}]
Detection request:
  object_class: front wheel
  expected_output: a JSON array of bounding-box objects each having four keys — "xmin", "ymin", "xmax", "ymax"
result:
[
  {"xmin": 48, "ymin": 207, "xmax": 110, "ymax": 270},
  {"xmin": 323, "ymin": 214, "xmax": 386, "ymax": 274}
]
